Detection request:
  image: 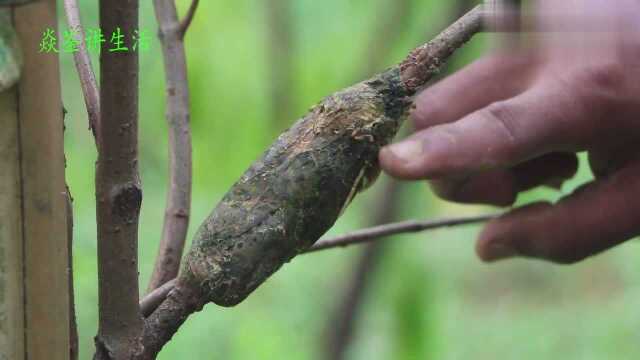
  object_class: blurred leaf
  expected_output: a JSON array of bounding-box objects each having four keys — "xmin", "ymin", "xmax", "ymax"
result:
[
  {"xmin": 392, "ymin": 263, "xmax": 435, "ymax": 360},
  {"xmin": 0, "ymin": 9, "xmax": 20, "ymax": 92}
]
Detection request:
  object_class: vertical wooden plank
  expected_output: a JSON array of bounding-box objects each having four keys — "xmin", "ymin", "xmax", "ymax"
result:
[
  {"xmin": 13, "ymin": 0, "xmax": 71, "ymax": 359},
  {"xmin": 0, "ymin": 87, "xmax": 24, "ymax": 360}
]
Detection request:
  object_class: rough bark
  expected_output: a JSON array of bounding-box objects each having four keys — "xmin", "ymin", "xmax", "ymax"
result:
[
  {"xmin": 184, "ymin": 3, "xmax": 482, "ymax": 308},
  {"xmin": 324, "ymin": 1, "xmax": 414, "ymax": 356},
  {"xmin": 139, "ymin": 7, "xmax": 483, "ymax": 358},
  {"xmin": 186, "ymin": 67, "xmax": 412, "ymax": 307},
  {"xmin": 325, "ymin": 2, "xmax": 480, "ymax": 357},
  {"xmin": 147, "ymin": 0, "xmax": 194, "ymax": 293},
  {"xmin": 94, "ymin": 1, "xmax": 144, "ymax": 359},
  {"xmin": 137, "ymin": 213, "xmax": 494, "ymax": 317}
]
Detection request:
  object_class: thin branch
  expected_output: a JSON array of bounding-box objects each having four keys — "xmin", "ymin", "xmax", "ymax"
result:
[
  {"xmin": 308, "ymin": 213, "xmax": 496, "ymax": 253},
  {"xmin": 141, "ymin": 279, "xmax": 176, "ymax": 317},
  {"xmin": 400, "ymin": 4, "xmax": 483, "ymax": 93},
  {"xmin": 93, "ymin": 1, "xmax": 143, "ymax": 359},
  {"xmin": 146, "ymin": 0, "xmax": 194, "ymax": 292},
  {"xmin": 65, "ymin": 186, "xmax": 78, "ymax": 360},
  {"xmin": 137, "ymin": 213, "xmax": 495, "ymax": 317},
  {"xmin": 178, "ymin": 0, "xmax": 200, "ymax": 38},
  {"xmin": 63, "ymin": 0, "xmax": 100, "ymax": 141}
]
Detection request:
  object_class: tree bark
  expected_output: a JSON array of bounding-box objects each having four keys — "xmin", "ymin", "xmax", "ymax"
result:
[
  {"xmin": 94, "ymin": 1, "xmax": 144, "ymax": 359},
  {"xmin": 63, "ymin": 0, "xmax": 100, "ymax": 140},
  {"xmin": 146, "ymin": 0, "xmax": 195, "ymax": 293},
  {"xmin": 325, "ymin": 2, "xmax": 479, "ymax": 357}
]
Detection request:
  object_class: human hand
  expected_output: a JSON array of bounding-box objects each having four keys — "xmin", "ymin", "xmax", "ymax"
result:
[{"xmin": 379, "ymin": 0, "xmax": 640, "ymax": 264}]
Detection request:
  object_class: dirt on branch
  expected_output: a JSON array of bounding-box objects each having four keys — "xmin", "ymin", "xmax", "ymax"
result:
[{"xmin": 140, "ymin": 6, "xmax": 483, "ymax": 358}]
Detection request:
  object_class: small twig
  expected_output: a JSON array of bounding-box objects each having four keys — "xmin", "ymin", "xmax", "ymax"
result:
[
  {"xmin": 137, "ymin": 214, "xmax": 495, "ymax": 316},
  {"xmin": 63, "ymin": 0, "xmax": 100, "ymax": 141},
  {"xmin": 178, "ymin": 0, "xmax": 199, "ymax": 38},
  {"xmin": 307, "ymin": 214, "xmax": 496, "ymax": 253},
  {"xmin": 400, "ymin": 4, "xmax": 483, "ymax": 93},
  {"xmin": 141, "ymin": 278, "xmax": 176, "ymax": 317},
  {"xmin": 64, "ymin": 186, "xmax": 78, "ymax": 360},
  {"xmin": 146, "ymin": 0, "xmax": 195, "ymax": 292}
]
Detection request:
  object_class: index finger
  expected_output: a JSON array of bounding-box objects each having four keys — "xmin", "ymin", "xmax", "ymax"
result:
[
  {"xmin": 380, "ymin": 78, "xmax": 596, "ymax": 180},
  {"xmin": 412, "ymin": 52, "xmax": 535, "ymax": 130}
]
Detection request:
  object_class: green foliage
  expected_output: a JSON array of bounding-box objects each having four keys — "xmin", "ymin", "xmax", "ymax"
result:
[{"xmin": 0, "ymin": 9, "xmax": 20, "ymax": 92}]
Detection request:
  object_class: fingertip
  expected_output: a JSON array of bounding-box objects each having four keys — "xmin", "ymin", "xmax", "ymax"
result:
[
  {"xmin": 476, "ymin": 218, "xmax": 518, "ymax": 262},
  {"xmin": 475, "ymin": 202, "xmax": 552, "ymax": 262},
  {"xmin": 379, "ymin": 139, "xmax": 430, "ymax": 180}
]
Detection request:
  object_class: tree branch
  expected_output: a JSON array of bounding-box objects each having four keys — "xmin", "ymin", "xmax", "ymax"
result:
[
  {"xmin": 400, "ymin": 4, "xmax": 483, "ymax": 92},
  {"xmin": 139, "ymin": 7, "xmax": 485, "ymax": 357},
  {"xmin": 63, "ymin": 0, "xmax": 100, "ymax": 141},
  {"xmin": 137, "ymin": 213, "xmax": 494, "ymax": 321},
  {"xmin": 308, "ymin": 213, "xmax": 496, "ymax": 253},
  {"xmin": 93, "ymin": 1, "xmax": 143, "ymax": 359},
  {"xmin": 146, "ymin": 0, "xmax": 195, "ymax": 293},
  {"xmin": 178, "ymin": 0, "xmax": 199, "ymax": 38},
  {"xmin": 325, "ymin": 1, "xmax": 413, "ymax": 355},
  {"xmin": 141, "ymin": 279, "xmax": 176, "ymax": 317}
]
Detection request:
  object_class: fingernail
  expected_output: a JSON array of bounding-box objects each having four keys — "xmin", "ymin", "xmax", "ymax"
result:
[
  {"xmin": 384, "ymin": 140, "xmax": 424, "ymax": 164},
  {"xmin": 483, "ymin": 240, "xmax": 518, "ymax": 262}
]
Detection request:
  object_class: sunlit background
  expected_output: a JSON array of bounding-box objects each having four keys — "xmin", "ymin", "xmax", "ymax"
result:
[{"xmin": 59, "ymin": 0, "xmax": 639, "ymax": 359}]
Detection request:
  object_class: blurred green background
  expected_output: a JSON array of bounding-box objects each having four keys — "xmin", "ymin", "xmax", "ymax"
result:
[{"xmin": 59, "ymin": 0, "xmax": 639, "ymax": 359}]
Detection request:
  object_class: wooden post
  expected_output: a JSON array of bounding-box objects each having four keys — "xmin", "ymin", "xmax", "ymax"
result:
[
  {"xmin": 0, "ymin": 1, "xmax": 71, "ymax": 359},
  {"xmin": 0, "ymin": 86, "xmax": 24, "ymax": 360}
]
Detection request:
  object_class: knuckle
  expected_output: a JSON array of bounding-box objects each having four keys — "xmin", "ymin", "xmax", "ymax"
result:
[
  {"xmin": 412, "ymin": 101, "xmax": 445, "ymax": 128},
  {"xmin": 481, "ymin": 102, "xmax": 521, "ymax": 162},
  {"xmin": 569, "ymin": 62, "xmax": 626, "ymax": 113}
]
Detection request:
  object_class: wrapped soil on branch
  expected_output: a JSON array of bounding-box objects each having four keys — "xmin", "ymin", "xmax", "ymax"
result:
[{"xmin": 140, "ymin": 6, "xmax": 483, "ymax": 358}]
